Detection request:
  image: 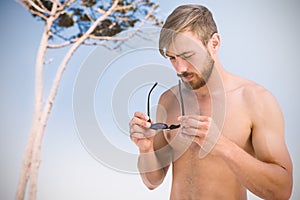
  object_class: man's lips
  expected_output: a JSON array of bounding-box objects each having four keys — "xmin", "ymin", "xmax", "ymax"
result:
[{"xmin": 177, "ymin": 72, "xmax": 194, "ymax": 82}]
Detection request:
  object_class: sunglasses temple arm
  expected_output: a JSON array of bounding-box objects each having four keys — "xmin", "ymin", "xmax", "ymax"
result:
[
  {"xmin": 179, "ymin": 80, "xmax": 185, "ymax": 116},
  {"xmin": 147, "ymin": 82, "xmax": 158, "ymax": 122}
]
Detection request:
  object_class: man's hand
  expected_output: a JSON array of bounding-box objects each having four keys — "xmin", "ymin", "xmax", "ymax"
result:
[
  {"xmin": 179, "ymin": 115, "xmax": 221, "ymax": 156},
  {"xmin": 179, "ymin": 115, "xmax": 211, "ymax": 145},
  {"xmin": 178, "ymin": 115, "xmax": 216, "ymax": 147},
  {"xmin": 129, "ymin": 112, "xmax": 157, "ymax": 153}
]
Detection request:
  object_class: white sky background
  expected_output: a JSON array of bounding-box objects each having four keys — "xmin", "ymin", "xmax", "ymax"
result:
[{"xmin": 1, "ymin": 0, "xmax": 300, "ymax": 199}]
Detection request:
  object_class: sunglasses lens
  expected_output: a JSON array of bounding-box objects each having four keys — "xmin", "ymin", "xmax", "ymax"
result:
[{"xmin": 150, "ymin": 123, "xmax": 169, "ymax": 130}]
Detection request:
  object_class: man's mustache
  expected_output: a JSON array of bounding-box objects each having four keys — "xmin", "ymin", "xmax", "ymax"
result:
[{"xmin": 177, "ymin": 72, "xmax": 194, "ymax": 78}]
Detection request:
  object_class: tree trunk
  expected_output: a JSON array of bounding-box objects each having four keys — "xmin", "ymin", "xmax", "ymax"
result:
[
  {"xmin": 16, "ymin": 1, "xmax": 120, "ymax": 199},
  {"xmin": 15, "ymin": 24, "xmax": 48, "ymax": 200},
  {"xmin": 15, "ymin": 7, "xmax": 57, "ymax": 197}
]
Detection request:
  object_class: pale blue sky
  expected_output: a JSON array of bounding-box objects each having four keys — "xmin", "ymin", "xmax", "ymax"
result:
[{"xmin": 1, "ymin": 0, "xmax": 300, "ymax": 199}]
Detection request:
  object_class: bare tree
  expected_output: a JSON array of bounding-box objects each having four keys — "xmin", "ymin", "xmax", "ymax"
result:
[{"xmin": 15, "ymin": 0, "xmax": 161, "ymax": 199}]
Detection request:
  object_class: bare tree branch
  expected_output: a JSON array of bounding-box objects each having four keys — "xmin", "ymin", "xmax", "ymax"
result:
[
  {"xmin": 47, "ymin": 40, "xmax": 74, "ymax": 49},
  {"xmin": 89, "ymin": 8, "xmax": 153, "ymax": 41},
  {"xmin": 61, "ymin": 0, "xmax": 77, "ymax": 8},
  {"xmin": 28, "ymin": 0, "xmax": 51, "ymax": 15},
  {"xmin": 115, "ymin": 4, "xmax": 134, "ymax": 11},
  {"xmin": 97, "ymin": 7, "xmax": 106, "ymax": 15},
  {"xmin": 84, "ymin": 7, "xmax": 96, "ymax": 22},
  {"xmin": 35, "ymin": 0, "xmax": 51, "ymax": 12},
  {"xmin": 31, "ymin": 8, "xmax": 49, "ymax": 20}
]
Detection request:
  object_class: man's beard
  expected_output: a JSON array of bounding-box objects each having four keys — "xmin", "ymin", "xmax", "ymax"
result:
[{"xmin": 178, "ymin": 55, "xmax": 215, "ymax": 90}]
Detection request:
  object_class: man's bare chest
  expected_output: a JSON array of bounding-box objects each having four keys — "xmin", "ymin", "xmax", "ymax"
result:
[{"xmin": 163, "ymin": 92, "xmax": 253, "ymax": 153}]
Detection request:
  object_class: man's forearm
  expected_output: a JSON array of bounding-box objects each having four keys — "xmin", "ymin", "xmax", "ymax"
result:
[
  {"xmin": 138, "ymin": 151, "xmax": 167, "ymax": 190},
  {"xmin": 217, "ymin": 137, "xmax": 293, "ymax": 200}
]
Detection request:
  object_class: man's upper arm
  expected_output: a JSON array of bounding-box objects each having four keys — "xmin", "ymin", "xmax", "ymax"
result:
[{"xmin": 250, "ymin": 88, "xmax": 292, "ymax": 172}]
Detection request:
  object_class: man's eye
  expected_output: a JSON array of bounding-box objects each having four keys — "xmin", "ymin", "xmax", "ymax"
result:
[
  {"xmin": 181, "ymin": 54, "xmax": 194, "ymax": 59},
  {"xmin": 169, "ymin": 56, "xmax": 176, "ymax": 61}
]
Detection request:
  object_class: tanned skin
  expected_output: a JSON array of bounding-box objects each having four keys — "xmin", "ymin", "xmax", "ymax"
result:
[{"xmin": 129, "ymin": 31, "xmax": 293, "ymax": 200}]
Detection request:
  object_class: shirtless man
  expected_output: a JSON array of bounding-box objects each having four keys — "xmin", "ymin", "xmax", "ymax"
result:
[{"xmin": 129, "ymin": 5, "xmax": 293, "ymax": 200}]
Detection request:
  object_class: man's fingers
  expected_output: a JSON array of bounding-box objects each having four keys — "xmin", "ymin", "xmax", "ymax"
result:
[
  {"xmin": 181, "ymin": 126, "xmax": 207, "ymax": 137},
  {"xmin": 181, "ymin": 120, "xmax": 210, "ymax": 130},
  {"xmin": 130, "ymin": 124, "xmax": 150, "ymax": 135},
  {"xmin": 130, "ymin": 115, "xmax": 151, "ymax": 128},
  {"xmin": 134, "ymin": 112, "xmax": 150, "ymax": 121},
  {"xmin": 178, "ymin": 115, "xmax": 210, "ymax": 122},
  {"xmin": 130, "ymin": 129, "xmax": 156, "ymax": 139},
  {"xmin": 179, "ymin": 115, "xmax": 211, "ymax": 130},
  {"xmin": 130, "ymin": 132, "xmax": 147, "ymax": 139}
]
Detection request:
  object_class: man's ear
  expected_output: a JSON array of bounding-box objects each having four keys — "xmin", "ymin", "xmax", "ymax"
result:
[{"xmin": 207, "ymin": 33, "xmax": 220, "ymax": 54}]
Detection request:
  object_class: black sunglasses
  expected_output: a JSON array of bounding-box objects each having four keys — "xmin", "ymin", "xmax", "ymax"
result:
[{"xmin": 147, "ymin": 80, "xmax": 185, "ymax": 130}]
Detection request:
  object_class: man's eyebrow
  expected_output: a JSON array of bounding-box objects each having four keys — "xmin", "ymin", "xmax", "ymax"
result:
[
  {"xmin": 165, "ymin": 52, "xmax": 174, "ymax": 57},
  {"xmin": 165, "ymin": 51, "xmax": 194, "ymax": 57},
  {"xmin": 178, "ymin": 51, "xmax": 195, "ymax": 56}
]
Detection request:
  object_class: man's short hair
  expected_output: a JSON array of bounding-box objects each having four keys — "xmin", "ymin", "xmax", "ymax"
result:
[{"xmin": 159, "ymin": 4, "xmax": 218, "ymax": 57}]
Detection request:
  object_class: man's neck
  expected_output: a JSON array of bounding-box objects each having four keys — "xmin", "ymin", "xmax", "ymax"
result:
[{"xmin": 195, "ymin": 63, "xmax": 226, "ymax": 99}]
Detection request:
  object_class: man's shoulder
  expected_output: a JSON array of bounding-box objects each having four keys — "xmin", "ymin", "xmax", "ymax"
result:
[
  {"xmin": 230, "ymin": 75, "xmax": 279, "ymax": 110},
  {"xmin": 158, "ymin": 85, "xmax": 179, "ymax": 107},
  {"xmin": 227, "ymin": 74, "xmax": 269, "ymax": 96},
  {"xmin": 160, "ymin": 84, "xmax": 178, "ymax": 97}
]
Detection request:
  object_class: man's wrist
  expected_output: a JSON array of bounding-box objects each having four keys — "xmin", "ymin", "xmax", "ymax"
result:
[
  {"xmin": 212, "ymin": 135, "xmax": 232, "ymax": 158},
  {"xmin": 138, "ymin": 150, "xmax": 162, "ymax": 173},
  {"xmin": 139, "ymin": 147, "xmax": 155, "ymax": 154}
]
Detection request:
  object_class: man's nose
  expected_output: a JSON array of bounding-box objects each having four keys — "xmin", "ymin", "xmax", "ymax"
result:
[{"xmin": 173, "ymin": 57, "xmax": 188, "ymax": 74}]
